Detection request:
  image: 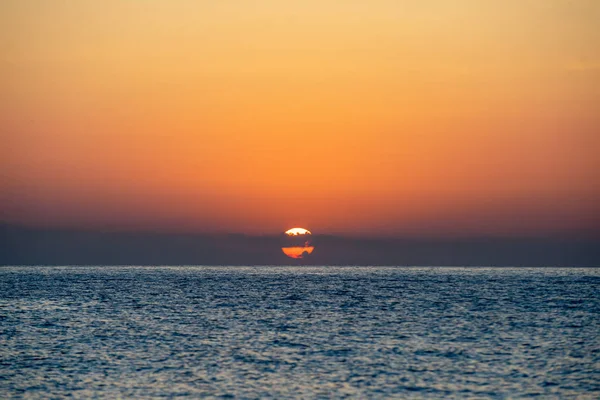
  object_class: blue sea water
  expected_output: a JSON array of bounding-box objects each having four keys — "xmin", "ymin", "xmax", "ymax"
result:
[{"xmin": 1, "ymin": 266, "xmax": 598, "ymax": 399}]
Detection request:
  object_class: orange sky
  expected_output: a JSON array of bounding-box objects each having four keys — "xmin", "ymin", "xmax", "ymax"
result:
[{"xmin": 1, "ymin": 1, "xmax": 599, "ymax": 236}]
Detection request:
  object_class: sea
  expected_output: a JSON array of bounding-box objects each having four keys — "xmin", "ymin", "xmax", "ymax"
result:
[{"xmin": 1, "ymin": 266, "xmax": 598, "ymax": 399}]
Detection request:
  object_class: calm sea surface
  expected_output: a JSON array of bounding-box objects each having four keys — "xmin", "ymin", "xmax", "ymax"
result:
[{"xmin": 1, "ymin": 266, "xmax": 598, "ymax": 398}]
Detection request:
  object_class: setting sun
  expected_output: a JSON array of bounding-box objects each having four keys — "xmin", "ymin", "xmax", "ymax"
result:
[
  {"xmin": 285, "ymin": 228, "xmax": 312, "ymax": 236},
  {"xmin": 282, "ymin": 227, "xmax": 314, "ymax": 259},
  {"xmin": 281, "ymin": 246, "xmax": 315, "ymax": 259}
]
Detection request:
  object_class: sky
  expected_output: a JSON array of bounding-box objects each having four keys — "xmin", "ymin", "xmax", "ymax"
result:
[{"xmin": 1, "ymin": 0, "xmax": 599, "ymax": 236}]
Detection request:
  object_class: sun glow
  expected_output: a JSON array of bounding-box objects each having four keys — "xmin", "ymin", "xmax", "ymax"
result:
[{"xmin": 3, "ymin": 2, "xmax": 597, "ymax": 237}]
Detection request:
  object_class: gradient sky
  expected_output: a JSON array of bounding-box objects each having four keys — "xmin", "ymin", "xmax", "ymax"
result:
[{"xmin": 2, "ymin": 1, "xmax": 599, "ymax": 236}]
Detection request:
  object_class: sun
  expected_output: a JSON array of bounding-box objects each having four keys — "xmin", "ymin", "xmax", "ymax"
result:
[
  {"xmin": 281, "ymin": 227, "xmax": 314, "ymax": 259},
  {"xmin": 285, "ymin": 227, "xmax": 311, "ymax": 236}
]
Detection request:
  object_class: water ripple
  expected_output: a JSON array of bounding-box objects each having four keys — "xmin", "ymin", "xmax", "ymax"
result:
[{"xmin": 1, "ymin": 266, "xmax": 599, "ymax": 398}]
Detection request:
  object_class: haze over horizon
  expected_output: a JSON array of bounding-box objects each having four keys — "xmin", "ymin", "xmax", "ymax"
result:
[{"xmin": 2, "ymin": 1, "xmax": 599, "ymax": 238}]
